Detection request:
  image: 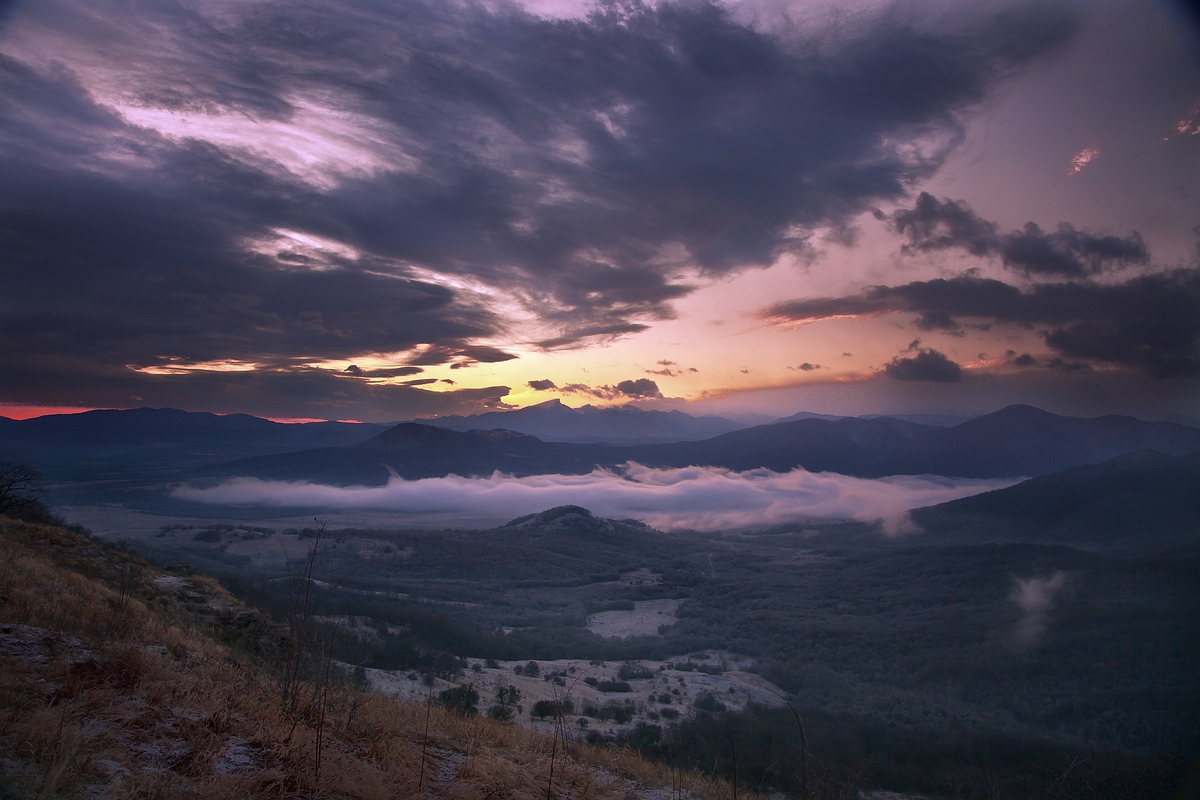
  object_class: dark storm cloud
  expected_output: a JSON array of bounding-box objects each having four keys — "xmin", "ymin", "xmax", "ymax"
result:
[
  {"xmin": 0, "ymin": 153, "xmax": 499, "ymax": 351},
  {"xmin": 533, "ymin": 322, "xmax": 651, "ymax": 350},
  {"xmin": 417, "ymin": 344, "xmax": 517, "ymax": 370},
  {"xmin": 881, "ymin": 348, "xmax": 964, "ymax": 382},
  {"xmin": 297, "ymin": 0, "xmax": 1075, "ymax": 293},
  {"xmin": 893, "ymin": 193, "xmax": 1149, "ymax": 277},
  {"xmin": 1046, "ymin": 357, "xmax": 1091, "ymax": 373},
  {"xmin": 614, "ymin": 378, "xmax": 662, "ymax": 398},
  {"xmin": 344, "ymin": 365, "xmax": 425, "ymax": 378},
  {"xmin": 645, "ymin": 359, "xmax": 696, "ymax": 377},
  {"xmin": 914, "ymin": 309, "xmax": 960, "ymax": 332},
  {"xmin": 558, "ymin": 377, "xmax": 663, "ymax": 400},
  {"xmin": 0, "ymin": 52, "xmax": 506, "ymax": 415},
  {"xmin": 458, "ymin": 346, "xmax": 519, "ymax": 364},
  {"xmin": 0, "ymin": 0, "xmax": 1079, "ymax": 415},
  {"xmin": 557, "ymin": 265, "xmax": 694, "ymax": 318},
  {"xmin": 0, "ymin": 353, "xmax": 510, "ymax": 421},
  {"xmin": 763, "ymin": 269, "xmax": 1200, "ymax": 377}
]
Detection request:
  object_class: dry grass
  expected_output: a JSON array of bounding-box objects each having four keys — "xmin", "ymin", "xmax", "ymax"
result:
[{"xmin": 0, "ymin": 517, "xmax": 752, "ymax": 799}]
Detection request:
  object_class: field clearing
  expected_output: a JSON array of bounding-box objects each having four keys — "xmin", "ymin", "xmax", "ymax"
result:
[{"xmin": 586, "ymin": 599, "xmax": 683, "ymax": 639}]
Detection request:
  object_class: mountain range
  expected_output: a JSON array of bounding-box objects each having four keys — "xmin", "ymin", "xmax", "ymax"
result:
[
  {"xmin": 5, "ymin": 404, "xmax": 1200, "ymax": 492},
  {"xmin": 199, "ymin": 404, "xmax": 1200, "ymax": 485},
  {"xmin": 411, "ymin": 399, "xmax": 742, "ymax": 443},
  {"xmin": 0, "ymin": 407, "xmax": 387, "ymax": 477}
]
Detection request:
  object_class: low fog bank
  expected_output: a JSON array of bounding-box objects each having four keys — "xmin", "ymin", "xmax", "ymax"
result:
[{"xmin": 174, "ymin": 463, "xmax": 1018, "ymax": 532}]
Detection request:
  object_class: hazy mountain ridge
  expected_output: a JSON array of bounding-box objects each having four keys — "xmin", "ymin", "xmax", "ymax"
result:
[
  {"xmin": 900, "ymin": 404, "xmax": 1200, "ymax": 477},
  {"xmin": 0, "ymin": 407, "xmax": 388, "ymax": 476},
  {"xmin": 199, "ymin": 404, "xmax": 1200, "ymax": 486},
  {"xmin": 631, "ymin": 414, "xmax": 937, "ymax": 476},
  {"xmin": 860, "ymin": 412, "xmax": 971, "ymax": 427},
  {"xmin": 914, "ymin": 449, "xmax": 1200, "ymax": 550},
  {"xmin": 413, "ymin": 399, "xmax": 743, "ymax": 443},
  {"xmin": 208, "ymin": 424, "xmax": 626, "ymax": 485},
  {"xmin": 7, "ymin": 404, "xmax": 1200, "ymax": 489},
  {"xmin": 636, "ymin": 404, "xmax": 1200, "ymax": 478}
]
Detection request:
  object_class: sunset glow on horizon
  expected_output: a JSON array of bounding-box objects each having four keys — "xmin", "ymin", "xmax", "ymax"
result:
[{"xmin": 1, "ymin": 0, "xmax": 1197, "ymax": 424}]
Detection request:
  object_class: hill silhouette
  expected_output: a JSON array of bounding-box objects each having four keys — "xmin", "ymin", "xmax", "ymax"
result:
[{"xmin": 913, "ymin": 450, "xmax": 1200, "ymax": 550}]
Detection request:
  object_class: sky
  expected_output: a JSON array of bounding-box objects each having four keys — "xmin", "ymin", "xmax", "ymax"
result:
[{"xmin": 1, "ymin": 0, "xmax": 1198, "ymax": 424}]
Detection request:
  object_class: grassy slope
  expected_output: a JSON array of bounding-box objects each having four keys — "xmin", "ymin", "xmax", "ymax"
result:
[{"xmin": 0, "ymin": 516, "xmax": 741, "ymax": 799}]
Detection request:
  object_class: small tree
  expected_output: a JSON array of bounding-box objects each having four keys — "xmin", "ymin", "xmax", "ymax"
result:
[
  {"xmin": 439, "ymin": 684, "xmax": 479, "ymax": 717},
  {"xmin": 487, "ymin": 704, "xmax": 514, "ymax": 722},
  {"xmin": 495, "ymin": 681, "xmax": 521, "ymax": 706},
  {"xmin": 693, "ymin": 691, "xmax": 727, "ymax": 713},
  {"xmin": 0, "ymin": 462, "xmax": 55, "ymax": 523},
  {"xmin": 531, "ymin": 698, "xmax": 573, "ymax": 719}
]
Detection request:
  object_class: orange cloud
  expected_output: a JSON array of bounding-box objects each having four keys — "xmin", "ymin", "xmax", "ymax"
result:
[{"xmin": 1067, "ymin": 146, "xmax": 1099, "ymax": 176}]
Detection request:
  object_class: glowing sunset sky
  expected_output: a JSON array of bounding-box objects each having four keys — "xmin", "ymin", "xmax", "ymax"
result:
[{"xmin": 1, "ymin": 0, "xmax": 1197, "ymax": 422}]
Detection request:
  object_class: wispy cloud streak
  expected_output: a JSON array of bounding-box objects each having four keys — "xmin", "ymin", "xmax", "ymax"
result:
[{"xmin": 1009, "ymin": 571, "xmax": 1071, "ymax": 648}]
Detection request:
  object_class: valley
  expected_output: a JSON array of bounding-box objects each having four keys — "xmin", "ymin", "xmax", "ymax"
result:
[{"xmin": 49, "ymin": 500, "xmax": 1198, "ymax": 797}]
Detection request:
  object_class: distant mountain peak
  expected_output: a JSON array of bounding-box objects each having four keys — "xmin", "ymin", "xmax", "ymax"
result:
[
  {"xmin": 354, "ymin": 421, "xmax": 539, "ymax": 451},
  {"xmin": 993, "ymin": 404, "xmax": 1055, "ymax": 417}
]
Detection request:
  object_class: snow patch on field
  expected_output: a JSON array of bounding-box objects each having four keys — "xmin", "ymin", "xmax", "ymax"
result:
[{"xmin": 587, "ymin": 599, "xmax": 682, "ymax": 639}]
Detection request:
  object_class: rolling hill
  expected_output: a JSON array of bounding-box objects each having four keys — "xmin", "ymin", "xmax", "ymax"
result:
[{"xmin": 912, "ymin": 450, "xmax": 1200, "ymax": 549}]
